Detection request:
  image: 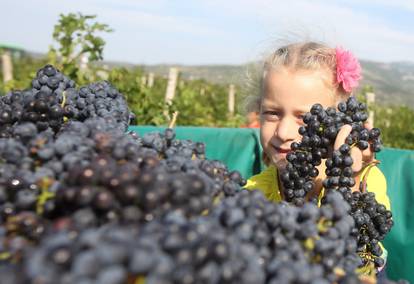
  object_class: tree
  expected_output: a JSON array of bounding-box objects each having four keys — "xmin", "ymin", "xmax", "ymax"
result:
[
  {"xmin": 357, "ymin": 84, "xmax": 414, "ymax": 150},
  {"xmin": 48, "ymin": 13, "xmax": 112, "ymax": 82}
]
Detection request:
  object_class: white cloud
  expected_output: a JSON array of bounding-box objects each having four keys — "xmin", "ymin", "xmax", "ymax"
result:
[
  {"xmin": 1, "ymin": 0, "xmax": 414, "ymax": 64},
  {"xmin": 201, "ymin": 0, "xmax": 414, "ymax": 62},
  {"xmin": 80, "ymin": 0, "xmax": 226, "ymax": 37},
  {"xmin": 342, "ymin": 0, "xmax": 414, "ymax": 12}
]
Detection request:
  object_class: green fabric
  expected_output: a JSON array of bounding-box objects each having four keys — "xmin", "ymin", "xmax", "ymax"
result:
[
  {"xmin": 377, "ymin": 148, "xmax": 414, "ymax": 282},
  {"xmin": 128, "ymin": 126, "xmax": 414, "ymax": 282}
]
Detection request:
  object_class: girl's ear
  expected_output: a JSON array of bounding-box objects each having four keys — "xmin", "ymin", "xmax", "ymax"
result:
[{"xmin": 334, "ymin": 92, "xmax": 350, "ymax": 107}]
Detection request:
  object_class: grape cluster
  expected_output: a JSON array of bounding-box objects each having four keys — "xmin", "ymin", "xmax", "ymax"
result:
[
  {"xmin": 1, "ymin": 118, "xmax": 245, "ymax": 227},
  {"xmin": 213, "ymin": 190, "xmax": 364, "ymax": 283},
  {"xmin": 280, "ymin": 96, "xmax": 393, "ymax": 269},
  {"xmin": 0, "ymin": 65, "xmax": 133, "ymax": 138},
  {"xmin": 348, "ymin": 191, "xmax": 394, "ymax": 268},
  {"xmin": 281, "ymin": 97, "xmax": 380, "ymax": 205},
  {"xmin": 62, "ymin": 81, "xmax": 135, "ymax": 131},
  {"xmin": 3, "ymin": 191, "xmax": 366, "ymax": 284},
  {"xmin": 21, "ymin": 215, "xmax": 260, "ymax": 284},
  {"xmin": 0, "ymin": 65, "xmax": 74, "ymax": 136},
  {"xmin": 0, "ymin": 65, "xmax": 405, "ymax": 283}
]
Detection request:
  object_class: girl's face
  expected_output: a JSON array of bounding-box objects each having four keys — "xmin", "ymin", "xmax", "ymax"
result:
[{"xmin": 260, "ymin": 67, "xmax": 336, "ymax": 171}]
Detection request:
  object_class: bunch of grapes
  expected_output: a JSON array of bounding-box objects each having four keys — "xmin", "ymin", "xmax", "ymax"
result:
[
  {"xmin": 0, "ymin": 65, "xmax": 74, "ymax": 136},
  {"xmin": 0, "ymin": 65, "xmax": 133, "ymax": 138},
  {"xmin": 280, "ymin": 96, "xmax": 393, "ymax": 270},
  {"xmin": 62, "ymin": 81, "xmax": 135, "ymax": 131},
  {"xmin": 18, "ymin": 214, "xmax": 262, "ymax": 284},
  {"xmin": 0, "ymin": 65, "xmax": 407, "ymax": 283},
  {"xmin": 212, "ymin": 189, "xmax": 366, "ymax": 283},
  {"xmin": 0, "ymin": 119, "xmax": 245, "ymax": 228},
  {"xmin": 1, "ymin": 191, "xmax": 366, "ymax": 284},
  {"xmin": 281, "ymin": 97, "xmax": 378, "ymax": 205}
]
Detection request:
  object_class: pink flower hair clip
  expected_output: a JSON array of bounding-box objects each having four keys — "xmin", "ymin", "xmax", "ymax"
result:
[{"xmin": 335, "ymin": 46, "xmax": 362, "ymax": 93}]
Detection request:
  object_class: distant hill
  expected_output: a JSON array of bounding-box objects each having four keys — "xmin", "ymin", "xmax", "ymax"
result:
[
  {"xmin": 23, "ymin": 49, "xmax": 414, "ymax": 108},
  {"xmin": 142, "ymin": 61, "xmax": 414, "ymax": 108},
  {"xmin": 360, "ymin": 61, "xmax": 414, "ymax": 107}
]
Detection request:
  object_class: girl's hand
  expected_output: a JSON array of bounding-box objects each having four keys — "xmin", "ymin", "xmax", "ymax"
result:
[
  {"xmin": 307, "ymin": 122, "xmax": 375, "ymax": 198},
  {"xmin": 334, "ymin": 123, "xmax": 375, "ymax": 173},
  {"xmin": 334, "ymin": 123, "xmax": 375, "ymax": 192}
]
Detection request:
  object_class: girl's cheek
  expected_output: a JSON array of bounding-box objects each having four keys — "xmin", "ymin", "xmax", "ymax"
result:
[
  {"xmin": 260, "ymin": 126, "xmax": 275, "ymax": 148},
  {"xmin": 261, "ymin": 122, "xmax": 277, "ymax": 138}
]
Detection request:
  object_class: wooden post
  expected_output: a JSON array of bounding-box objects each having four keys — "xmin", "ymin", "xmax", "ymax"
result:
[
  {"xmin": 366, "ymin": 92, "xmax": 375, "ymax": 126},
  {"xmin": 147, "ymin": 72, "xmax": 154, "ymax": 88},
  {"xmin": 384, "ymin": 107, "xmax": 392, "ymax": 128},
  {"xmin": 228, "ymin": 84, "xmax": 235, "ymax": 115},
  {"xmin": 79, "ymin": 53, "xmax": 88, "ymax": 71},
  {"xmin": 140, "ymin": 75, "xmax": 147, "ymax": 88},
  {"xmin": 366, "ymin": 92, "xmax": 375, "ymax": 104},
  {"xmin": 96, "ymin": 64, "xmax": 109, "ymax": 80},
  {"xmin": 165, "ymin": 68, "xmax": 178, "ymax": 104},
  {"xmin": 1, "ymin": 51, "xmax": 13, "ymax": 83},
  {"xmin": 96, "ymin": 70, "xmax": 109, "ymax": 80}
]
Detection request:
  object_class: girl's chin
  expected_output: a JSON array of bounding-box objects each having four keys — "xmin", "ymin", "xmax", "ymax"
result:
[{"xmin": 271, "ymin": 157, "xmax": 288, "ymax": 170}]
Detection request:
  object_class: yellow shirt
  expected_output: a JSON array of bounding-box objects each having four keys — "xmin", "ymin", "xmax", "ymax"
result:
[{"xmin": 245, "ymin": 165, "xmax": 391, "ymax": 210}]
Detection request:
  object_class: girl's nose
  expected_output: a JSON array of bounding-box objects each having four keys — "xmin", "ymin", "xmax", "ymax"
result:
[{"xmin": 275, "ymin": 117, "xmax": 297, "ymax": 142}]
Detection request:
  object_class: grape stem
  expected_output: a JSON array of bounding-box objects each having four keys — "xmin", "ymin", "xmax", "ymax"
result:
[
  {"xmin": 168, "ymin": 111, "xmax": 179, "ymax": 128},
  {"xmin": 358, "ymin": 160, "xmax": 380, "ymax": 193}
]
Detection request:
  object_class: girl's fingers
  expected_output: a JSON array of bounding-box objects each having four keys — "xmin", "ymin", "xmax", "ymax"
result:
[
  {"xmin": 334, "ymin": 125, "xmax": 352, "ymax": 150},
  {"xmin": 350, "ymin": 146, "xmax": 363, "ymax": 172},
  {"xmin": 364, "ymin": 119, "xmax": 373, "ymax": 131},
  {"xmin": 334, "ymin": 125, "xmax": 363, "ymax": 172},
  {"xmin": 362, "ymin": 120, "xmax": 375, "ymax": 164}
]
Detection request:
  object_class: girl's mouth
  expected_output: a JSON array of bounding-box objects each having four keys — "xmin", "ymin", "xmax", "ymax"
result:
[{"xmin": 274, "ymin": 146, "xmax": 291, "ymax": 154}]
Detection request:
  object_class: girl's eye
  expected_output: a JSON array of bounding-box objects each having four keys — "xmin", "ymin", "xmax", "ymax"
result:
[
  {"xmin": 262, "ymin": 111, "xmax": 282, "ymax": 120},
  {"xmin": 297, "ymin": 114, "xmax": 305, "ymax": 120},
  {"xmin": 296, "ymin": 114, "xmax": 306, "ymax": 125}
]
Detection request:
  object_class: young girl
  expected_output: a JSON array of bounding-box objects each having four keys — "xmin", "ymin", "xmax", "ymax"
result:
[{"xmin": 244, "ymin": 41, "xmax": 390, "ymax": 277}]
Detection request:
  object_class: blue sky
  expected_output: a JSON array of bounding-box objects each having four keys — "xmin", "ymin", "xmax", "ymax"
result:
[{"xmin": 2, "ymin": 0, "xmax": 414, "ymax": 65}]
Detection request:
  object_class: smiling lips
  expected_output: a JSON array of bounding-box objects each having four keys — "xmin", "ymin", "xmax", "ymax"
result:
[{"xmin": 274, "ymin": 146, "xmax": 291, "ymax": 154}]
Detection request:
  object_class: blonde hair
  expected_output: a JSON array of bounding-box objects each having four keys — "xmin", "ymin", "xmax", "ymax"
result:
[{"xmin": 245, "ymin": 41, "xmax": 350, "ymax": 113}]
